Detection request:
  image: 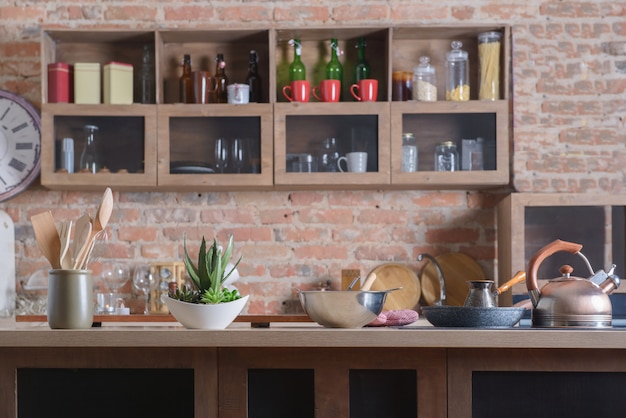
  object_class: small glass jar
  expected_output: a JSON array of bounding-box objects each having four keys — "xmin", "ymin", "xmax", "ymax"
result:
[
  {"xmin": 413, "ymin": 56, "xmax": 437, "ymax": 102},
  {"xmin": 79, "ymin": 124, "xmax": 100, "ymax": 174},
  {"xmin": 319, "ymin": 137, "xmax": 339, "ymax": 172},
  {"xmin": 445, "ymin": 41, "xmax": 469, "ymax": 101},
  {"xmin": 478, "ymin": 31, "xmax": 502, "ymax": 100},
  {"xmin": 401, "ymin": 133, "xmax": 418, "ymax": 172},
  {"xmin": 435, "ymin": 141, "xmax": 459, "ymax": 172}
]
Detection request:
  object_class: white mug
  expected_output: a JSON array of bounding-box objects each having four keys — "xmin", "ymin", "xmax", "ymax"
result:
[
  {"xmin": 227, "ymin": 83, "xmax": 250, "ymax": 104},
  {"xmin": 338, "ymin": 152, "xmax": 368, "ymax": 173}
]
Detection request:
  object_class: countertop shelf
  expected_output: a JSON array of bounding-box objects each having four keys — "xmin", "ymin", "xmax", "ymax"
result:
[{"xmin": 3, "ymin": 318, "xmax": 626, "ymax": 349}]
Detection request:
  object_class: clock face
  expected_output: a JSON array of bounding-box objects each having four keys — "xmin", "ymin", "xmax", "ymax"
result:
[{"xmin": 0, "ymin": 90, "xmax": 41, "ymax": 202}]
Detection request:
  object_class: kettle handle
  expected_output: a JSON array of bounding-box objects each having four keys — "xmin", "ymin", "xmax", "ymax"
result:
[{"xmin": 526, "ymin": 239, "xmax": 583, "ymax": 307}]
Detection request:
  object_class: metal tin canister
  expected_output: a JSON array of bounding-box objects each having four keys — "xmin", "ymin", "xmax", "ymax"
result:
[
  {"xmin": 47, "ymin": 62, "xmax": 73, "ymax": 103},
  {"xmin": 103, "ymin": 61, "xmax": 134, "ymax": 104},
  {"xmin": 74, "ymin": 62, "xmax": 101, "ymax": 104}
]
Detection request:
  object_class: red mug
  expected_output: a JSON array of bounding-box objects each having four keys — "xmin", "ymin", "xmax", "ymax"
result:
[
  {"xmin": 350, "ymin": 79, "xmax": 378, "ymax": 102},
  {"xmin": 282, "ymin": 80, "xmax": 311, "ymax": 102},
  {"xmin": 313, "ymin": 79, "xmax": 340, "ymax": 102}
]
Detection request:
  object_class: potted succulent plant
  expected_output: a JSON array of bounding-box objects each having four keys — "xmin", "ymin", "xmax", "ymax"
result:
[{"xmin": 162, "ymin": 234, "xmax": 249, "ymax": 329}]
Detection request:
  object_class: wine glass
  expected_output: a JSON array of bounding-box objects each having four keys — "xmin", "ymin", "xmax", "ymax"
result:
[
  {"xmin": 231, "ymin": 137, "xmax": 247, "ymax": 173},
  {"xmin": 132, "ymin": 265, "xmax": 156, "ymax": 315},
  {"xmin": 215, "ymin": 137, "xmax": 229, "ymax": 173},
  {"xmin": 101, "ymin": 262, "xmax": 130, "ymax": 294}
]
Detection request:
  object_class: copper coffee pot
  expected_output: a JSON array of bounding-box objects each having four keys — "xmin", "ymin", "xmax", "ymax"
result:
[{"xmin": 526, "ymin": 239, "xmax": 620, "ymax": 328}]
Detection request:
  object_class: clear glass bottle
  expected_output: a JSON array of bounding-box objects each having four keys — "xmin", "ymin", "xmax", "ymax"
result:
[
  {"xmin": 435, "ymin": 141, "xmax": 459, "ymax": 172},
  {"xmin": 140, "ymin": 44, "xmax": 155, "ymax": 104},
  {"xmin": 214, "ymin": 53, "xmax": 229, "ymax": 103},
  {"xmin": 179, "ymin": 54, "xmax": 193, "ymax": 103},
  {"xmin": 413, "ymin": 56, "xmax": 437, "ymax": 102},
  {"xmin": 478, "ymin": 31, "xmax": 502, "ymax": 100},
  {"xmin": 289, "ymin": 39, "xmax": 306, "ymax": 82},
  {"xmin": 354, "ymin": 37, "xmax": 371, "ymax": 83},
  {"xmin": 319, "ymin": 137, "xmax": 339, "ymax": 172},
  {"xmin": 326, "ymin": 39, "xmax": 343, "ymax": 100},
  {"xmin": 445, "ymin": 41, "xmax": 469, "ymax": 101},
  {"xmin": 80, "ymin": 125, "xmax": 100, "ymax": 174},
  {"xmin": 245, "ymin": 50, "xmax": 262, "ymax": 103},
  {"xmin": 401, "ymin": 133, "xmax": 418, "ymax": 172}
]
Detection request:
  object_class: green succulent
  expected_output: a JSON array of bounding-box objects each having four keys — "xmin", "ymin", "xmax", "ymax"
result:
[{"xmin": 170, "ymin": 233, "xmax": 242, "ymax": 304}]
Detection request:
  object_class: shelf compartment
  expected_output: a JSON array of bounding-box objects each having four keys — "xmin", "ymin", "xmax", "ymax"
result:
[
  {"xmin": 391, "ymin": 26, "xmax": 510, "ymax": 102},
  {"xmin": 274, "ymin": 27, "xmax": 390, "ymax": 103},
  {"xmin": 390, "ymin": 100, "xmax": 509, "ymax": 188},
  {"xmin": 274, "ymin": 102, "xmax": 390, "ymax": 188},
  {"xmin": 40, "ymin": 104, "xmax": 157, "ymax": 191},
  {"xmin": 41, "ymin": 29, "xmax": 155, "ymax": 105},
  {"xmin": 156, "ymin": 103, "xmax": 273, "ymax": 190},
  {"xmin": 158, "ymin": 29, "xmax": 271, "ymax": 104}
]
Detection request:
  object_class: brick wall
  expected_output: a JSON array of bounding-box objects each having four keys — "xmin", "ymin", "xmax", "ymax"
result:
[{"xmin": 1, "ymin": 1, "xmax": 624, "ymax": 314}]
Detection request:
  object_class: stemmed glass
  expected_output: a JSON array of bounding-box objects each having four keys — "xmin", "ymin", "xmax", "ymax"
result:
[
  {"xmin": 215, "ymin": 137, "xmax": 229, "ymax": 173},
  {"xmin": 101, "ymin": 262, "xmax": 130, "ymax": 295},
  {"xmin": 231, "ymin": 137, "xmax": 247, "ymax": 173},
  {"xmin": 132, "ymin": 265, "xmax": 156, "ymax": 315}
]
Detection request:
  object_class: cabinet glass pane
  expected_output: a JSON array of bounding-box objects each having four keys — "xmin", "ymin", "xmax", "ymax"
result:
[
  {"xmin": 349, "ymin": 369, "xmax": 417, "ymax": 418},
  {"xmin": 53, "ymin": 115, "xmax": 145, "ymax": 173},
  {"xmin": 169, "ymin": 116, "xmax": 261, "ymax": 174},
  {"xmin": 402, "ymin": 113, "xmax": 496, "ymax": 172},
  {"xmin": 525, "ymin": 206, "xmax": 626, "ymax": 279},
  {"xmin": 473, "ymin": 371, "xmax": 626, "ymax": 418},
  {"xmin": 248, "ymin": 369, "xmax": 314, "ymax": 418},
  {"xmin": 18, "ymin": 368, "xmax": 194, "ymax": 418},
  {"xmin": 285, "ymin": 115, "xmax": 378, "ymax": 173}
]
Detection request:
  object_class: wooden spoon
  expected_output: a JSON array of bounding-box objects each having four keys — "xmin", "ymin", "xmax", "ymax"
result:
[
  {"xmin": 58, "ymin": 220, "xmax": 73, "ymax": 269},
  {"xmin": 72, "ymin": 213, "xmax": 92, "ymax": 270},
  {"xmin": 31, "ymin": 210, "xmax": 61, "ymax": 269},
  {"xmin": 361, "ymin": 272, "xmax": 377, "ymax": 291},
  {"xmin": 75, "ymin": 188, "xmax": 113, "ymax": 269}
]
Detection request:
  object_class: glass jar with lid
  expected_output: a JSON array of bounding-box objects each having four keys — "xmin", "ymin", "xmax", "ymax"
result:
[
  {"xmin": 402, "ymin": 133, "xmax": 418, "ymax": 172},
  {"xmin": 434, "ymin": 141, "xmax": 459, "ymax": 172},
  {"xmin": 413, "ymin": 56, "xmax": 437, "ymax": 102},
  {"xmin": 445, "ymin": 41, "xmax": 469, "ymax": 101},
  {"xmin": 478, "ymin": 31, "xmax": 502, "ymax": 100}
]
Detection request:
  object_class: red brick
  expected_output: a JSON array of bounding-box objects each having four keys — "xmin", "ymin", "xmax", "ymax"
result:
[
  {"xmin": 104, "ymin": 6, "xmax": 157, "ymax": 21},
  {"xmin": 274, "ymin": 7, "xmax": 330, "ymax": 23},
  {"xmin": 0, "ymin": 6, "xmax": 45, "ymax": 21},
  {"xmin": 164, "ymin": 6, "xmax": 214, "ymax": 21},
  {"xmin": 117, "ymin": 226, "xmax": 159, "ymax": 242},
  {"xmin": 294, "ymin": 245, "xmax": 348, "ymax": 260},
  {"xmin": 332, "ymin": 5, "xmax": 388, "ymax": 22},
  {"xmin": 298, "ymin": 208, "xmax": 353, "ymax": 224},
  {"xmin": 219, "ymin": 6, "xmax": 271, "ymax": 22},
  {"xmin": 354, "ymin": 244, "xmax": 409, "ymax": 261}
]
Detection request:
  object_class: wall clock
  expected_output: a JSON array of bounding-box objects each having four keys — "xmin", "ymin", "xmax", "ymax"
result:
[{"xmin": 0, "ymin": 90, "xmax": 41, "ymax": 202}]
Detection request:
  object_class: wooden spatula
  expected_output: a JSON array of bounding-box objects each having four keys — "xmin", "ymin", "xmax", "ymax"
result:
[{"xmin": 31, "ymin": 210, "xmax": 61, "ymax": 269}]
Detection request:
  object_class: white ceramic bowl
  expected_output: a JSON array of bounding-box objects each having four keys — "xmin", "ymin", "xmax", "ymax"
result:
[{"xmin": 162, "ymin": 294, "xmax": 249, "ymax": 329}]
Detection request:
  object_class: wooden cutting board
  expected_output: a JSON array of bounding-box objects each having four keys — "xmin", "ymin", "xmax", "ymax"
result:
[
  {"xmin": 420, "ymin": 252, "xmax": 485, "ymax": 306},
  {"xmin": 367, "ymin": 263, "xmax": 421, "ymax": 311}
]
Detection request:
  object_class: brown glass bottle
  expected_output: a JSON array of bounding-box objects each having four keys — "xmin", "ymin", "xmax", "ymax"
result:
[
  {"xmin": 179, "ymin": 54, "xmax": 193, "ymax": 103},
  {"xmin": 214, "ymin": 53, "xmax": 229, "ymax": 103},
  {"xmin": 245, "ymin": 50, "xmax": 262, "ymax": 103}
]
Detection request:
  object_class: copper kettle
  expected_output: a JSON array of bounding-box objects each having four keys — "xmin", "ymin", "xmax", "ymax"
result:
[{"xmin": 527, "ymin": 239, "xmax": 620, "ymax": 328}]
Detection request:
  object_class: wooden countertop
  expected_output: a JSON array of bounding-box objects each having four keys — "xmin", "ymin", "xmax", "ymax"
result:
[{"xmin": 3, "ymin": 318, "xmax": 626, "ymax": 349}]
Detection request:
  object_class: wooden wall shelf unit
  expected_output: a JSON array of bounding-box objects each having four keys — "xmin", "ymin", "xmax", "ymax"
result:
[
  {"xmin": 40, "ymin": 25, "xmax": 510, "ymax": 191},
  {"xmin": 497, "ymin": 193, "xmax": 626, "ymax": 306}
]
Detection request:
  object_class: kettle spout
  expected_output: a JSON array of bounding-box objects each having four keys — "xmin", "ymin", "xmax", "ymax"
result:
[{"xmin": 600, "ymin": 273, "xmax": 620, "ymax": 295}]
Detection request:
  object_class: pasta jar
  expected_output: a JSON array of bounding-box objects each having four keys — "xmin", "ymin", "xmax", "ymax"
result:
[
  {"xmin": 413, "ymin": 56, "xmax": 437, "ymax": 102},
  {"xmin": 445, "ymin": 41, "xmax": 469, "ymax": 101},
  {"xmin": 478, "ymin": 31, "xmax": 502, "ymax": 100},
  {"xmin": 434, "ymin": 141, "xmax": 459, "ymax": 172}
]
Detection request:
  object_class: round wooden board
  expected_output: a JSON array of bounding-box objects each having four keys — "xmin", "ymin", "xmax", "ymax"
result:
[
  {"xmin": 367, "ymin": 263, "xmax": 421, "ymax": 311},
  {"xmin": 420, "ymin": 252, "xmax": 485, "ymax": 306}
]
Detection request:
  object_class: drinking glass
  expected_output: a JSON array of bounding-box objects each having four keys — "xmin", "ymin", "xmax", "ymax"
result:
[
  {"xmin": 215, "ymin": 137, "xmax": 229, "ymax": 173},
  {"xmin": 231, "ymin": 137, "xmax": 247, "ymax": 173},
  {"xmin": 101, "ymin": 262, "xmax": 129, "ymax": 294},
  {"xmin": 132, "ymin": 265, "xmax": 156, "ymax": 315}
]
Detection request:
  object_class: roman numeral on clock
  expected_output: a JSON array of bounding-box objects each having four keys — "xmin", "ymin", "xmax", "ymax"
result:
[
  {"xmin": 9, "ymin": 158, "xmax": 26, "ymax": 172},
  {"xmin": 11, "ymin": 122, "xmax": 28, "ymax": 133}
]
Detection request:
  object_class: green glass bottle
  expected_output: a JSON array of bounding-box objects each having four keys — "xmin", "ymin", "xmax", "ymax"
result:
[
  {"xmin": 354, "ymin": 37, "xmax": 371, "ymax": 82},
  {"xmin": 326, "ymin": 38, "xmax": 343, "ymax": 99},
  {"xmin": 289, "ymin": 39, "xmax": 306, "ymax": 82}
]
